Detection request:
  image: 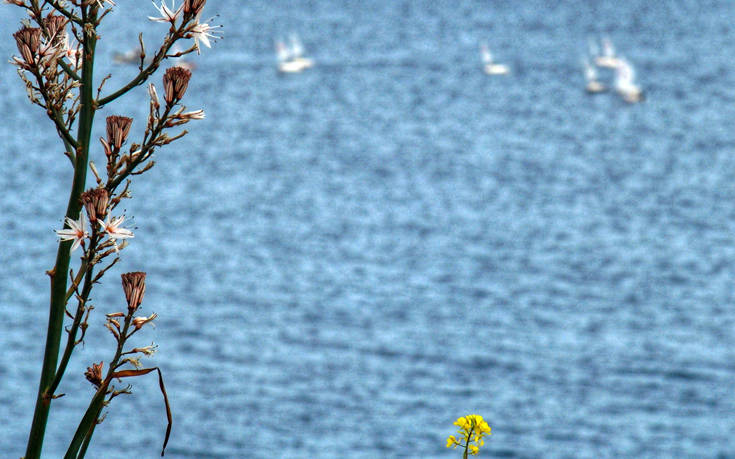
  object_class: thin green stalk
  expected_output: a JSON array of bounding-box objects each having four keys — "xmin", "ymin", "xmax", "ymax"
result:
[
  {"xmin": 64, "ymin": 390, "xmax": 106, "ymax": 459},
  {"xmin": 77, "ymin": 423, "xmax": 96, "ymax": 459},
  {"xmin": 463, "ymin": 426, "xmax": 474, "ymax": 459},
  {"xmin": 66, "ymin": 311, "xmax": 134, "ymax": 458},
  {"xmin": 24, "ymin": 7, "xmax": 97, "ymax": 458},
  {"xmin": 48, "ymin": 240, "xmax": 99, "ymax": 396}
]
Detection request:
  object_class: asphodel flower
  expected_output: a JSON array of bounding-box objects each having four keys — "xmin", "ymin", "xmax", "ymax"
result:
[
  {"xmin": 99, "ymin": 215, "xmax": 134, "ymax": 241},
  {"xmin": 55, "ymin": 213, "xmax": 88, "ymax": 252},
  {"xmin": 148, "ymin": 0, "xmax": 183, "ymax": 23},
  {"xmin": 189, "ymin": 13, "xmax": 222, "ymax": 53},
  {"xmin": 132, "ymin": 344, "xmax": 158, "ymax": 356},
  {"xmin": 132, "ymin": 313, "xmax": 158, "ymax": 330}
]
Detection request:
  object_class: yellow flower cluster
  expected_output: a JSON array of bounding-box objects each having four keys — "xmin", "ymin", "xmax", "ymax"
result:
[{"xmin": 446, "ymin": 414, "xmax": 491, "ymax": 456}]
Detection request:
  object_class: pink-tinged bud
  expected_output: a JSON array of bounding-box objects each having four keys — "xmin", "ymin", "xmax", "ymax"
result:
[
  {"xmin": 44, "ymin": 14, "xmax": 67, "ymax": 42},
  {"xmin": 13, "ymin": 27, "xmax": 41, "ymax": 64},
  {"xmin": 132, "ymin": 345, "xmax": 158, "ymax": 356},
  {"xmin": 85, "ymin": 361, "xmax": 104, "ymax": 388},
  {"xmin": 106, "ymin": 115, "xmax": 133, "ymax": 150},
  {"xmin": 121, "ymin": 272, "xmax": 146, "ymax": 311},
  {"xmin": 183, "ymin": 0, "xmax": 206, "ymax": 15},
  {"xmin": 162, "ymin": 66, "xmax": 192, "ymax": 104},
  {"xmin": 176, "ymin": 109, "xmax": 205, "ymax": 121},
  {"xmin": 100, "ymin": 138, "xmax": 113, "ymax": 159},
  {"xmin": 80, "ymin": 187, "xmax": 109, "ymax": 223},
  {"xmin": 148, "ymin": 83, "xmax": 160, "ymax": 110}
]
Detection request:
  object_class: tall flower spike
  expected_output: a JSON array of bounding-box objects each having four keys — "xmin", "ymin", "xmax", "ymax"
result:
[
  {"xmin": 106, "ymin": 115, "xmax": 133, "ymax": 150},
  {"xmin": 55, "ymin": 214, "xmax": 88, "ymax": 253},
  {"xmin": 121, "ymin": 272, "xmax": 146, "ymax": 311},
  {"xmin": 163, "ymin": 66, "xmax": 192, "ymax": 104},
  {"xmin": 13, "ymin": 27, "xmax": 41, "ymax": 64},
  {"xmin": 80, "ymin": 187, "xmax": 109, "ymax": 224}
]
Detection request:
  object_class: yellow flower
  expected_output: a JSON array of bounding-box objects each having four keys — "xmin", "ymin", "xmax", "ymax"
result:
[
  {"xmin": 447, "ymin": 414, "xmax": 491, "ymax": 456},
  {"xmin": 446, "ymin": 435, "xmax": 458, "ymax": 448}
]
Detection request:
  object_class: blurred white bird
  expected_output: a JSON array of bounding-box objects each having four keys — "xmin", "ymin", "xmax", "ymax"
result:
[{"xmin": 480, "ymin": 43, "xmax": 510, "ymax": 75}]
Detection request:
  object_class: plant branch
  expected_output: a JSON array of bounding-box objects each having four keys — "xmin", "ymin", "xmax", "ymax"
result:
[{"xmin": 25, "ymin": 6, "xmax": 98, "ymax": 457}]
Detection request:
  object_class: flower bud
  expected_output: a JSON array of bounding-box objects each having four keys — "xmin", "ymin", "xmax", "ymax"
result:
[
  {"xmin": 121, "ymin": 271, "xmax": 146, "ymax": 311},
  {"xmin": 162, "ymin": 66, "xmax": 192, "ymax": 104},
  {"xmin": 80, "ymin": 187, "xmax": 109, "ymax": 223},
  {"xmin": 13, "ymin": 27, "xmax": 41, "ymax": 64},
  {"xmin": 44, "ymin": 13, "xmax": 67, "ymax": 43},
  {"xmin": 84, "ymin": 361, "xmax": 104, "ymax": 388},
  {"xmin": 148, "ymin": 83, "xmax": 160, "ymax": 110},
  {"xmin": 132, "ymin": 313, "xmax": 158, "ymax": 330},
  {"xmin": 183, "ymin": 0, "xmax": 206, "ymax": 16},
  {"xmin": 106, "ymin": 115, "xmax": 133, "ymax": 150}
]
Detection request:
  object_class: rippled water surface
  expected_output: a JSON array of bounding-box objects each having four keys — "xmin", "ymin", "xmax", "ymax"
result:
[{"xmin": 2, "ymin": 1, "xmax": 735, "ymax": 457}]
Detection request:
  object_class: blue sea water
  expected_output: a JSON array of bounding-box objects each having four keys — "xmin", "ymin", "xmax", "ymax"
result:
[{"xmin": 2, "ymin": 0, "xmax": 735, "ymax": 457}]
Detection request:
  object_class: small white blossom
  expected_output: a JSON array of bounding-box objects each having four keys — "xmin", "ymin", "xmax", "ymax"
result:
[
  {"xmin": 55, "ymin": 214, "xmax": 88, "ymax": 253},
  {"xmin": 95, "ymin": 0, "xmax": 116, "ymax": 8},
  {"xmin": 148, "ymin": 0, "xmax": 182, "ymax": 23},
  {"xmin": 99, "ymin": 215, "xmax": 134, "ymax": 241},
  {"xmin": 190, "ymin": 14, "xmax": 222, "ymax": 52}
]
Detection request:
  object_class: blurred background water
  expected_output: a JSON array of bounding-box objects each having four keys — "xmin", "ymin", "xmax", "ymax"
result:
[{"xmin": 2, "ymin": 0, "xmax": 735, "ymax": 457}]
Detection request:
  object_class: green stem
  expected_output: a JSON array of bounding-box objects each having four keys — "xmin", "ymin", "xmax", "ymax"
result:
[
  {"xmin": 77, "ymin": 424, "xmax": 95, "ymax": 459},
  {"xmin": 24, "ymin": 7, "xmax": 97, "ymax": 458},
  {"xmin": 107, "ymin": 104, "xmax": 173, "ymax": 192},
  {"xmin": 66, "ymin": 310, "xmax": 134, "ymax": 458},
  {"xmin": 64, "ymin": 390, "xmax": 106, "ymax": 459},
  {"xmin": 97, "ymin": 32, "xmax": 181, "ymax": 107},
  {"xmin": 463, "ymin": 426, "xmax": 474, "ymax": 459},
  {"xmin": 48, "ymin": 237, "xmax": 99, "ymax": 396}
]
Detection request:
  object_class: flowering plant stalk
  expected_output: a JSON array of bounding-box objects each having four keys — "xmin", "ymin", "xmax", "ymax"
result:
[
  {"xmin": 446, "ymin": 414, "xmax": 492, "ymax": 457},
  {"xmin": 8, "ymin": 0, "xmax": 220, "ymax": 457}
]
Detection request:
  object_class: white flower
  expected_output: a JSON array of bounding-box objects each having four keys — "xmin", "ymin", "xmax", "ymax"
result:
[
  {"xmin": 148, "ymin": 0, "xmax": 182, "ymax": 23},
  {"xmin": 56, "ymin": 214, "xmax": 88, "ymax": 253},
  {"xmin": 96, "ymin": 0, "xmax": 116, "ymax": 8},
  {"xmin": 99, "ymin": 215, "xmax": 134, "ymax": 241},
  {"xmin": 190, "ymin": 14, "xmax": 222, "ymax": 52}
]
